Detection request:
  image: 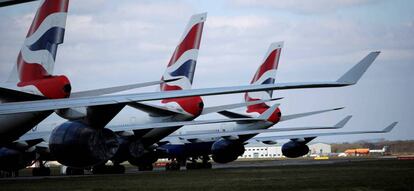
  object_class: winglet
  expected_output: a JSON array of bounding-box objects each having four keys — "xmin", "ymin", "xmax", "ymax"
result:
[
  {"xmin": 257, "ymin": 103, "xmax": 280, "ymax": 120},
  {"xmin": 336, "ymin": 51, "xmax": 380, "ymax": 84},
  {"xmin": 334, "ymin": 115, "xmax": 352, "ymax": 129},
  {"xmin": 382, "ymin": 122, "xmax": 397, "ymax": 132}
]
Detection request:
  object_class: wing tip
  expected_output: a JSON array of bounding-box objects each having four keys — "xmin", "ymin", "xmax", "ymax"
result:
[
  {"xmin": 383, "ymin": 122, "xmax": 398, "ymax": 132},
  {"xmin": 335, "ymin": 115, "xmax": 352, "ymax": 128}
]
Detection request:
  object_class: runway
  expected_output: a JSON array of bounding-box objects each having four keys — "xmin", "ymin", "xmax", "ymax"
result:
[
  {"xmin": 1, "ymin": 157, "xmax": 397, "ymax": 180},
  {"xmin": 1, "ymin": 157, "xmax": 413, "ymax": 191}
]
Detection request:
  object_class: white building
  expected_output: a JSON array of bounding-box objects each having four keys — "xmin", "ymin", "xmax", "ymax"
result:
[
  {"xmin": 240, "ymin": 142, "xmax": 332, "ymax": 159},
  {"xmin": 308, "ymin": 143, "xmax": 332, "ymax": 156},
  {"xmin": 241, "ymin": 143, "xmax": 283, "ymax": 159}
]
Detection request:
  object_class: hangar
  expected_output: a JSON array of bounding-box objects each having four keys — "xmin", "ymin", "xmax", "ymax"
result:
[{"xmin": 241, "ymin": 142, "xmax": 332, "ymax": 159}]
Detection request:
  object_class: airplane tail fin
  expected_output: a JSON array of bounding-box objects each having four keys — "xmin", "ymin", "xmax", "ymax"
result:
[
  {"xmin": 6, "ymin": 0, "xmax": 71, "ymax": 99},
  {"xmin": 159, "ymin": 13, "xmax": 207, "ymax": 117},
  {"xmin": 8, "ymin": 0, "xmax": 68, "ymax": 83},
  {"xmin": 160, "ymin": 13, "xmax": 207, "ymax": 91},
  {"xmin": 245, "ymin": 42, "xmax": 283, "ymax": 113}
]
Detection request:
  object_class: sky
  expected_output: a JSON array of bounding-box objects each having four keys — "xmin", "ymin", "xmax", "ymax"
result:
[{"xmin": 0, "ymin": 0, "xmax": 413, "ymax": 143}]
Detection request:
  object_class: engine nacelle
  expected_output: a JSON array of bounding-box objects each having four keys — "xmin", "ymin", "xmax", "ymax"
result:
[
  {"xmin": 0, "ymin": 148, "xmax": 34, "ymax": 171},
  {"xmin": 49, "ymin": 121, "xmax": 119, "ymax": 168},
  {"xmin": 281, "ymin": 141, "xmax": 310, "ymax": 158},
  {"xmin": 211, "ymin": 140, "xmax": 245, "ymax": 163},
  {"xmin": 111, "ymin": 138, "xmax": 155, "ymax": 166}
]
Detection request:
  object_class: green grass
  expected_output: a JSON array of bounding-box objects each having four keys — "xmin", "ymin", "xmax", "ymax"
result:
[{"xmin": 1, "ymin": 160, "xmax": 414, "ymax": 191}]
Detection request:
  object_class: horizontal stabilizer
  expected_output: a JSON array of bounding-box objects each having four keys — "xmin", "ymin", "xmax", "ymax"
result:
[
  {"xmin": 258, "ymin": 103, "xmax": 281, "ymax": 120},
  {"xmin": 128, "ymin": 102, "xmax": 185, "ymax": 117},
  {"xmin": 201, "ymin": 97, "xmax": 282, "ymax": 115},
  {"xmin": 218, "ymin": 110, "xmax": 252, "ymax": 119},
  {"xmin": 0, "ymin": 86, "xmax": 45, "ymax": 102}
]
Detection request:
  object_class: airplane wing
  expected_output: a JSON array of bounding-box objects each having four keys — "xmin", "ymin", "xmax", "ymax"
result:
[
  {"xmin": 168, "ymin": 116, "xmax": 351, "ymax": 140},
  {"xmin": 0, "ymin": 52, "xmax": 380, "ymax": 115},
  {"xmin": 18, "ymin": 118, "xmax": 266, "ymax": 142},
  {"xmin": 219, "ymin": 107, "xmax": 344, "ymax": 122},
  {"xmin": 0, "ymin": 86, "xmax": 45, "ymax": 101},
  {"xmin": 0, "ymin": 0, "xmax": 37, "ymax": 7},
  {"xmin": 280, "ymin": 107, "xmax": 344, "ymax": 122},
  {"xmin": 201, "ymin": 97, "xmax": 283, "ymax": 115},
  {"xmin": 70, "ymin": 79, "xmax": 178, "ymax": 98},
  {"xmin": 252, "ymin": 122, "xmax": 397, "ymax": 143}
]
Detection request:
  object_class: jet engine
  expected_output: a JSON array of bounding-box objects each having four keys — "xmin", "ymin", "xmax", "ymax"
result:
[
  {"xmin": 281, "ymin": 141, "xmax": 310, "ymax": 158},
  {"xmin": 211, "ymin": 139, "xmax": 245, "ymax": 163},
  {"xmin": 0, "ymin": 148, "xmax": 34, "ymax": 171},
  {"xmin": 49, "ymin": 121, "xmax": 119, "ymax": 168}
]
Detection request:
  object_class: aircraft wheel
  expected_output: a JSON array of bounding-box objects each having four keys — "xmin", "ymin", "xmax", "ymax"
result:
[
  {"xmin": 32, "ymin": 167, "xmax": 50, "ymax": 176},
  {"xmin": 66, "ymin": 167, "xmax": 84, "ymax": 175},
  {"xmin": 203, "ymin": 162, "xmax": 212, "ymax": 169},
  {"xmin": 138, "ymin": 163, "xmax": 153, "ymax": 171}
]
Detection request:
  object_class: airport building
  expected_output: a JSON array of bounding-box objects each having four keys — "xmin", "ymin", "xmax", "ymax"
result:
[{"xmin": 240, "ymin": 142, "xmax": 332, "ymax": 159}]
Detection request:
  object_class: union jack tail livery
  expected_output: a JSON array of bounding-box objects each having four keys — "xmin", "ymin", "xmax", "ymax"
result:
[
  {"xmin": 245, "ymin": 42, "xmax": 283, "ymax": 115},
  {"xmin": 160, "ymin": 13, "xmax": 207, "ymax": 117},
  {"xmin": 160, "ymin": 13, "xmax": 206, "ymax": 91},
  {"xmin": 8, "ymin": 0, "xmax": 71, "ymax": 99}
]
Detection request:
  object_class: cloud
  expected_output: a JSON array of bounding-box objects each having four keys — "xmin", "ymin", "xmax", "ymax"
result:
[
  {"xmin": 0, "ymin": 0, "xmax": 413, "ymax": 141},
  {"xmin": 229, "ymin": 0, "xmax": 380, "ymax": 14}
]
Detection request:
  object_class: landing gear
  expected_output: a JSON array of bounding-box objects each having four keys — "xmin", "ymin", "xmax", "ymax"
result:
[
  {"xmin": 165, "ymin": 160, "xmax": 180, "ymax": 171},
  {"xmin": 185, "ymin": 156, "xmax": 212, "ymax": 170},
  {"xmin": 92, "ymin": 164, "xmax": 125, "ymax": 174},
  {"xmin": 32, "ymin": 160, "xmax": 51, "ymax": 176},
  {"xmin": 65, "ymin": 167, "xmax": 84, "ymax": 175},
  {"xmin": 0, "ymin": 170, "xmax": 19, "ymax": 177},
  {"xmin": 138, "ymin": 163, "xmax": 153, "ymax": 171}
]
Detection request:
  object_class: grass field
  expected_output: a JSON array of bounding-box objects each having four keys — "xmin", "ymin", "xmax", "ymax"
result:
[{"xmin": 1, "ymin": 159, "xmax": 414, "ymax": 191}]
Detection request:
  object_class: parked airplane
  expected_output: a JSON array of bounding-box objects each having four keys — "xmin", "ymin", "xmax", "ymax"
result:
[
  {"xmin": 107, "ymin": 41, "xmax": 350, "ymax": 172},
  {"xmin": 0, "ymin": 0, "xmax": 383, "ymax": 176},
  {"xmin": 161, "ymin": 116, "xmax": 396, "ymax": 170},
  {"xmin": 0, "ymin": 10, "xmax": 274, "ymax": 175},
  {"xmin": 155, "ymin": 42, "xmax": 345, "ymax": 169},
  {"xmin": 0, "ymin": 50, "xmax": 381, "ymax": 115},
  {"xmin": 0, "ymin": 49, "xmax": 381, "ymax": 175},
  {"xmin": 0, "ymin": 0, "xmax": 188, "ymax": 175}
]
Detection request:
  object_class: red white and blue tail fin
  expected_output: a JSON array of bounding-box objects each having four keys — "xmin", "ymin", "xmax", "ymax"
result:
[
  {"xmin": 160, "ymin": 13, "xmax": 207, "ymax": 91},
  {"xmin": 5, "ymin": 0, "xmax": 71, "ymax": 99},
  {"xmin": 8, "ymin": 0, "xmax": 68, "ymax": 83},
  {"xmin": 245, "ymin": 41, "xmax": 283, "ymax": 113}
]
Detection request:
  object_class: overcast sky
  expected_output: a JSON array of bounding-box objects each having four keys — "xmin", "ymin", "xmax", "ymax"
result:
[{"xmin": 0, "ymin": 0, "xmax": 413, "ymax": 143}]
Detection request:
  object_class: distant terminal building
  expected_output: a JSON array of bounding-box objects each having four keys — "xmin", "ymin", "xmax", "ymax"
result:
[
  {"xmin": 240, "ymin": 142, "xmax": 332, "ymax": 159},
  {"xmin": 308, "ymin": 143, "xmax": 332, "ymax": 156}
]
